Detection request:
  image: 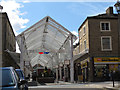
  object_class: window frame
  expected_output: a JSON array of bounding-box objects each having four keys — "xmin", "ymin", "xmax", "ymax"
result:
[
  {"xmin": 101, "ymin": 36, "xmax": 112, "ymax": 51},
  {"xmin": 83, "ymin": 25, "xmax": 86, "ymax": 36},
  {"xmin": 79, "ymin": 29, "xmax": 82, "ymax": 39},
  {"xmin": 100, "ymin": 21, "xmax": 111, "ymax": 31},
  {"xmin": 84, "ymin": 39, "xmax": 87, "ymax": 50},
  {"xmin": 80, "ymin": 43, "xmax": 82, "ymax": 52}
]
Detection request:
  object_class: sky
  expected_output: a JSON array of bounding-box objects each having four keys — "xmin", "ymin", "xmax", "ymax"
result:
[{"xmin": 0, "ymin": 0, "xmax": 118, "ymax": 52}]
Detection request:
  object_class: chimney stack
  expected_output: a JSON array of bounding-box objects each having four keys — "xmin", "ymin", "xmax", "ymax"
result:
[{"xmin": 106, "ymin": 7, "xmax": 113, "ymax": 14}]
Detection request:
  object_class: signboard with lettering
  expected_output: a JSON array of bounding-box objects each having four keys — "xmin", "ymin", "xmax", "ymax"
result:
[
  {"xmin": 81, "ymin": 58, "xmax": 89, "ymax": 68},
  {"xmin": 109, "ymin": 64, "xmax": 118, "ymax": 71},
  {"xmin": 25, "ymin": 61, "xmax": 29, "ymax": 66},
  {"xmin": 81, "ymin": 62, "xmax": 87, "ymax": 68},
  {"xmin": 39, "ymin": 52, "xmax": 49, "ymax": 54},
  {"xmin": 59, "ymin": 63, "xmax": 63, "ymax": 67},
  {"xmin": 64, "ymin": 60, "xmax": 70, "ymax": 65},
  {"xmin": 94, "ymin": 57, "xmax": 120, "ymax": 64}
]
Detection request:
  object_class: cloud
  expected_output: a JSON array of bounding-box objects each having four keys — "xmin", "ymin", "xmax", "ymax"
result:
[
  {"xmin": 0, "ymin": 0, "xmax": 29, "ymax": 53},
  {"xmin": 71, "ymin": 30, "xmax": 79, "ymax": 45},
  {"xmin": 73, "ymin": 38, "xmax": 79, "ymax": 45},
  {"xmin": 17, "ymin": 0, "xmax": 115, "ymax": 2},
  {"xmin": 67, "ymin": 2, "xmax": 114, "ymax": 16},
  {"xmin": 22, "ymin": 0, "xmax": 31, "ymax": 3},
  {"xmin": 71, "ymin": 30, "xmax": 78, "ymax": 37},
  {"xmin": 0, "ymin": 0, "xmax": 29, "ymax": 36}
]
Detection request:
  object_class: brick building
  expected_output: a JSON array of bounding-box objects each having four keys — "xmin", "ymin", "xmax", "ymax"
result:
[{"xmin": 74, "ymin": 7, "xmax": 120, "ymax": 82}]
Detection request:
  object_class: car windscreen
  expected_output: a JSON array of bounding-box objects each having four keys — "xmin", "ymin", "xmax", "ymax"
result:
[
  {"xmin": 16, "ymin": 70, "xmax": 24, "ymax": 79},
  {"xmin": 0, "ymin": 69, "xmax": 15, "ymax": 87}
]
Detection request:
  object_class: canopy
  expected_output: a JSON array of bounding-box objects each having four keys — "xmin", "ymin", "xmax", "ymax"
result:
[{"xmin": 16, "ymin": 16, "xmax": 77, "ymax": 69}]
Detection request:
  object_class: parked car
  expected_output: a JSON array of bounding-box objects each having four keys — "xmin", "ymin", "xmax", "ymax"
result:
[
  {"xmin": 15, "ymin": 69, "xmax": 25, "ymax": 79},
  {"xmin": 15, "ymin": 69, "xmax": 28, "ymax": 90},
  {"xmin": 0, "ymin": 67, "xmax": 27, "ymax": 90}
]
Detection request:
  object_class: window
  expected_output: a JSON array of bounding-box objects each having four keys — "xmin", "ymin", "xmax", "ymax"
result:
[
  {"xmin": 100, "ymin": 22, "xmax": 110, "ymax": 31},
  {"xmin": 84, "ymin": 40, "xmax": 86, "ymax": 50},
  {"xmin": 101, "ymin": 36, "xmax": 112, "ymax": 51},
  {"xmin": 1, "ymin": 69, "xmax": 15, "ymax": 86},
  {"xmin": 79, "ymin": 30, "xmax": 82, "ymax": 39},
  {"xmin": 80, "ymin": 43, "xmax": 82, "ymax": 52},
  {"xmin": 83, "ymin": 26, "xmax": 86, "ymax": 35}
]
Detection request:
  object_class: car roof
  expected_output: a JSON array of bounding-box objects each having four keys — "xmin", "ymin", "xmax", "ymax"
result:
[
  {"xmin": 0, "ymin": 67, "xmax": 14, "ymax": 70},
  {"xmin": 15, "ymin": 69, "xmax": 22, "ymax": 71}
]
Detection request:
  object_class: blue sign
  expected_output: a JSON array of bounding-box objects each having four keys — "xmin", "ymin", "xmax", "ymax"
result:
[{"xmin": 44, "ymin": 52, "xmax": 49, "ymax": 54}]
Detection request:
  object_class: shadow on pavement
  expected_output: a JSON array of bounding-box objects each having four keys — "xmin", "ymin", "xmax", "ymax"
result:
[
  {"xmin": 27, "ymin": 81, "xmax": 38, "ymax": 86},
  {"xmin": 27, "ymin": 81, "xmax": 46, "ymax": 86}
]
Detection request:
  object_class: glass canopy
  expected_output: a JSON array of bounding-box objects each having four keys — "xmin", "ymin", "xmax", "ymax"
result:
[{"xmin": 16, "ymin": 16, "xmax": 77, "ymax": 69}]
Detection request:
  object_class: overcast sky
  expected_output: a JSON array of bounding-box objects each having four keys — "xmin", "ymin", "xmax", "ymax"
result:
[{"xmin": 0, "ymin": 0, "xmax": 117, "ymax": 52}]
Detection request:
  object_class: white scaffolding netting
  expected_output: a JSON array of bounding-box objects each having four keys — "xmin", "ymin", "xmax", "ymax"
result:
[{"xmin": 16, "ymin": 16, "xmax": 77, "ymax": 68}]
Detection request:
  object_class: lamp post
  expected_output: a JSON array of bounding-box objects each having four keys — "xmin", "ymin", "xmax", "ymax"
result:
[
  {"xmin": 114, "ymin": 0, "xmax": 120, "ymax": 57},
  {"xmin": 114, "ymin": 0, "xmax": 120, "ymax": 87}
]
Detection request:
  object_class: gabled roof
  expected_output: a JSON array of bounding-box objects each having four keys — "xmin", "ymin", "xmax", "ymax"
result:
[
  {"xmin": 17, "ymin": 16, "xmax": 77, "ymax": 68},
  {"xmin": 89, "ymin": 13, "xmax": 118, "ymax": 19},
  {"xmin": 78, "ymin": 13, "xmax": 118, "ymax": 31}
]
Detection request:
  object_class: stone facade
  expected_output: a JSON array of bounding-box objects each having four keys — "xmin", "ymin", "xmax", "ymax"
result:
[
  {"xmin": 74, "ymin": 7, "xmax": 120, "ymax": 82},
  {"xmin": 0, "ymin": 12, "xmax": 19, "ymax": 68}
]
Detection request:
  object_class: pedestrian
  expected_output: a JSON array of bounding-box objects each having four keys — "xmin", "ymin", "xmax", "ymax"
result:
[
  {"xmin": 83, "ymin": 74, "xmax": 85, "ymax": 83},
  {"xmin": 32, "ymin": 71, "xmax": 37, "ymax": 81},
  {"xmin": 28, "ymin": 73, "xmax": 30, "ymax": 81}
]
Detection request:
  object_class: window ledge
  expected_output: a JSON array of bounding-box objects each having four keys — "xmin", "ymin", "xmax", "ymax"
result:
[{"xmin": 101, "ymin": 49, "xmax": 112, "ymax": 51}]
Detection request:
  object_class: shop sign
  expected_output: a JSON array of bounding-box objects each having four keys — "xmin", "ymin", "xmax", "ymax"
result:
[
  {"xmin": 64, "ymin": 60, "xmax": 70, "ymax": 65},
  {"xmin": 55, "ymin": 65, "xmax": 58, "ymax": 68},
  {"xmin": 25, "ymin": 61, "xmax": 29, "ymax": 66},
  {"xmin": 59, "ymin": 63, "xmax": 63, "ymax": 67},
  {"xmin": 53, "ymin": 66, "xmax": 56, "ymax": 69},
  {"xmin": 81, "ymin": 62, "xmax": 87, "ymax": 68},
  {"xmin": 94, "ymin": 57, "xmax": 120, "ymax": 63},
  {"xmin": 81, "ymin": 59, "xmax": 89, "ymax": 68},
  {"xmin": 109, "ymin": 64, "xmax": 119, "ymax": 71}
]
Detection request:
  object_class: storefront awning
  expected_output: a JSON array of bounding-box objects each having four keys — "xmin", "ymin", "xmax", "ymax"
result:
[{"xmin": 73, "ymin": 49, "xmax": 89, "ymax": 61}]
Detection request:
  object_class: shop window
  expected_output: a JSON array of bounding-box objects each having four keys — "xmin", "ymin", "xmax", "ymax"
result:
[
  {"xmin": 101, "ymin": 36, "xmax": 112, "ymax": 51},
  {"xmin": 100, "ymin": 22, "xmax": 110, "ymax": 31},
  {"xmin": 94, "ymin": 65, "xmax": 108, "ymax": 79},
  {"xmin": 78, "ymin": 65, "xmax": 82, "ymax": 75}
]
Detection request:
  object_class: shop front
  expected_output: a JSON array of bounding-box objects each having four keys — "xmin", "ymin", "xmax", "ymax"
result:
[
  {"xmin": 94, "ymin": 57, "xmax": 120, "ymax": 81},
  {"xmin": 76, "ymin": 58, "xmax": 89, "ymax": 82},
  {"xmin": 64, "ymin": 60, "xmax": 70, "ymax": 82}
]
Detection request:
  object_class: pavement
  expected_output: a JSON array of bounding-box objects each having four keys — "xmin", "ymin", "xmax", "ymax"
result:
[
  {"xmin": 46, "ymin": 81, "xmax": 120, "ymax": 89},
  {"xmin": 27, "ymin": 79, "xmax": 120, "ymax": 90}
]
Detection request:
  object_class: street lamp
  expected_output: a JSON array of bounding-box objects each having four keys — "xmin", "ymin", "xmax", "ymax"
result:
[
  {"xmin": 114, "ymin": 0, "xmax": 120, "ymax": 14},
  {"xmin": 114, "ymin": 0, "xmax": 120, "ymax": 57},
  {"xmin": 114, "ymin": 0, "xmax": 120, "ymax": 87}
]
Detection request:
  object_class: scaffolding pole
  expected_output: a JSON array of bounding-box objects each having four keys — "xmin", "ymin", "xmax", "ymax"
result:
[
  {"xmin": 20, "ymin": 35, "xmax": 24, "ymax": 71},
  {"xmin": 70, "ymin": 35, "xmax": 74, "ymax": 83}
]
